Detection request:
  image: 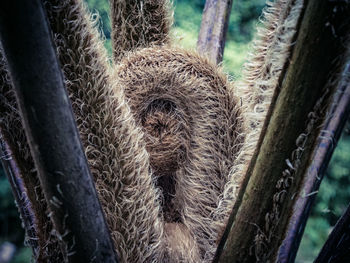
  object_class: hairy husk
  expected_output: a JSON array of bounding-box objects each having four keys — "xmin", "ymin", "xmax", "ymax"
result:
[
  {"xmin": 235, "ymin": 0, "xmax": 304, "ymax": 170},
  {"xmin": 116, "ymin": 47, "xmax": 244, "ymax": 261},
  {"xmin": 110, "ymin": 0, "xmax": 172, "ymax": 62},
  {"xmin": 44, "ymin": 0, "xmax": 164, "ymax": 261},
  {"xmin": 0, "ymin": 0, "xmax": 303, "ymax": 262},
  {"xmin": 0, "ymin": 45, "xmax": 65, "ymax": 261}
]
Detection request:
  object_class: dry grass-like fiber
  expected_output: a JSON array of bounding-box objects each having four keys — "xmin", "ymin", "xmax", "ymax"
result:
[
  {"xmin": 0, "ymin": 0, "xmax": 303, "ymax": 262},
  {"xmin": 117, "ymin": 47, "xmax": 243, "ymax": 261}
]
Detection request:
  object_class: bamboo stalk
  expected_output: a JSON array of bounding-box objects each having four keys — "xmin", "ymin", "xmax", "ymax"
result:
[
  {"xmin": 277, "ymin": 67, "xmax": 350, "ymax": 262},
  {"xmin": 214, "ymin": 0, "xmax": 350, "ymax": 262},
  {"xmin": 197, "ymin": 0, "xmax": 233, "ymax": 64},
  {"xmin": 0, "ymin": 0, "xmax": 117, "ymax": 262}
]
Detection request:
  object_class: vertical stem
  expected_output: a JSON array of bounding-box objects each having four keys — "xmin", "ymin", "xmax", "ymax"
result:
[
  {"xmin": 197, "ymin": 0, "xmax": 233, "ymax": 64},
  {"xmin": 0, "ymin": 45, "xmax": 55, "ymax": 261},
  {"xmin": 0, "ymin": 136, "xmax": 38, "ymax": 258},
  {"xmin": 277, "ymin": 70, "xmax": 350, "ymax": 263},
  {"xmin": 214, "ymin": 0, "xmax": 350, "ymax": 262},
  {"xmin": 0, "ymin": 0, "xmax": 117, "ymax": 262},
  {"xmin": 315, "ymin": 201, "xmax": 350, "ymax": 262}
]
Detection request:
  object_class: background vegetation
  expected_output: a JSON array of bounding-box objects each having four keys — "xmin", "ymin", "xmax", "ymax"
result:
[{"xmin": 0, "ymin": 0, "xmax": 349, "ymax": 262}]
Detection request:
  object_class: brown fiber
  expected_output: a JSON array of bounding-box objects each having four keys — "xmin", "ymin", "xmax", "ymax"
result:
[
  {"xmin": 0, "ymin": 45, "xmax": 65, "ymax": 262},
  {"xmin": 110, "ymin": 0, "xmax": 172, "ymax": 62},
  {"xmin": 0, "ymin": 0, "xmax": 301, "ymax": 262},
  {"xmin": 117, "ymin": 47, "xmax": 244, "ymax": 261}
]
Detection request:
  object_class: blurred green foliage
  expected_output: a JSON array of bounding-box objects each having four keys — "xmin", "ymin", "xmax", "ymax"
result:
[
  {"xmin": 174, "ymin": 0, "xmax": 266, "ymax": 42},
  {"xmin": 0, "ymin": 1, "xmax": 349, "ymax": 263},
  {"xmin": 172, "ymin": 0, "xmax": 265, "ymax": 78}
]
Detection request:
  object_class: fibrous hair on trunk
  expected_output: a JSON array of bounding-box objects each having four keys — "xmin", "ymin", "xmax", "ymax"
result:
[
  {"xmin": 1, "ymin": 0, "xmax": 164, "ymax": 261},
  {"xmin": 0, "ymin": 45, "xmax": 65, "ymax": 262},
  {"xmin": 108, "ymin": 0, "xmax": 305, "ymax": 261},
  {"xmin": 110, "ymin": 0, "xmax": 173, "ymax": 62},
  {"xmin": 214, "ymin": 0, "xmax": 350, "ymax": 261},
  {"xmin": 0, "ymin": 0, "xmax": 308, "ymax": 262},
  {"xmin": 234, "ymin": 0, "xmax": 304, "ymax": 174},
  {"xmin": 43, "ymin": 0, "xmax": 164, "ymax": 262},
  {"xmin": 213, "ymin": 0, "xmax": 305, "ymax": 240},
  {"xmin": 116, "ymin": 46, "xmax": 244, "ymax": 262}
]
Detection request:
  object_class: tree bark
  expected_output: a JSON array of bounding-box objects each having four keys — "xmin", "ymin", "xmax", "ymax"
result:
[
  {"xmin": 197, "ymin": 0, "xmax": 233, "ymax": 64},
  {"xmin": 0, "ymin": 0, "xmax": 117, "ymax": 262},
  {"xmin": 214, "ymin": 0, "xmax": 350, "ymax": 262}
]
